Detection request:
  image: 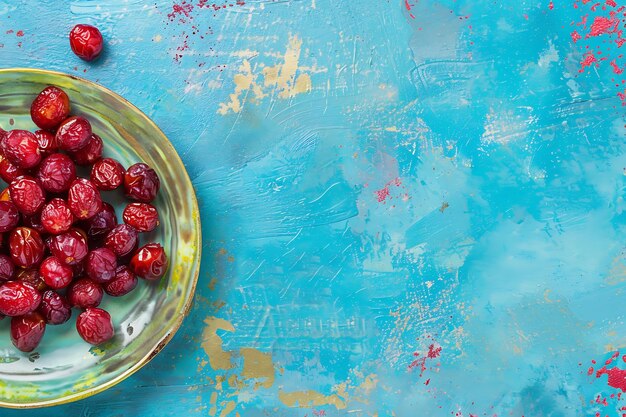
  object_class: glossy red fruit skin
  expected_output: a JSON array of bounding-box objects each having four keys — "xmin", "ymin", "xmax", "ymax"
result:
[
  {"xmin": 124, "ymin": 163, "xmax": 160, "ymax": 203},
  {"xmin": 0, "ymin": 281, "xmax": 42, "ymax": 316},
  {"xmin": 130, "ymin": 243, "xmax": 168, "ymax": 281},
  {"xmin": 70, "ymin": 134, "xmax": 103, "ymax": 166},
  {"xmin": 68, "ymin": 278, "xmax": 103, "ymax": 308},
  {"xmin": 11, "ymin": 312, "xmax": 46, "ymax": 352},
  {"xmin": 37, "ymin": 153, "xmax": 77, "ymax": 193},
  {"xmin": 56, "ymin": 116, "xmax": 92, "ymax": 152},
  {"xmin": 86, "ymin": 247, "xmax": 117, "ymax": 283},
  {"xmin": 49, "ymin": 229, "xmax": 89, "ymax": 266},
  {"xmin": 40, "ymin": 198, "xmax": 74, "ymax": 235},
  {"xmin": 0, "ymin": 254, "xmax": 14, "ymax": 281},
  {"xmin": 9, "ymin": 227, "xmax": 44, "ymax": 268},
  {"xmin": 2, "ymin": 130, "xmax": 41, "ymax": 169},
  {"xmin": 68, "ymin": 178, "xmax": 102, "ymax": 220},
  {"xmin": 69, "ymin": 24, "xmax": 104, "ymax": 62},
  {"xmin": 30, "ymin": 86, "xmax": 70, "ymax": 131},
  {"xmin": 22, "ymin": 214, "xmax": 46, "ymax": 235},
  {"xmin": 122, "ymin": 203, "xmax": 159, "ymax": 232},
  {"xmin": 16, "ymin": 268, "xmax": 47, "ymax": 292},
  {"xmin": 0, "ymin": 201, "xmax": 19, "ymax": 233},
  {"xmin": 104, "ymin": 224, "xmax": 138, "ymax": 258},
  {"xmin": 39, "ymin": 290, "xmax": 71, "ymax": 325},
  {"xmin": 9, "ymin": 177, "xmax": 45, "ymax": 216},
  {"xmin": 0, "ymin": 156, "xmax": 26, "ymax": 184},
  {"xmin": 91, "ymin": 158, "xmax": 124, "ymax": 191},
  {"xmin": 77, "ymin": 308, "xmax": 114, "ymax": 346},
  {"xmin": 34, "ymin": 130, "xmax": 58, "ymax": 156},
  {"xmin": 84, "ymin": 202, "xmax": 117, "ymax": 244},
  {"xmin": 39, "ymin": 256, "xmax": 73, "ymax": 289},
  {"xmin": 104, "ymin": 265, "xmax": 138, "ymax": 296}
]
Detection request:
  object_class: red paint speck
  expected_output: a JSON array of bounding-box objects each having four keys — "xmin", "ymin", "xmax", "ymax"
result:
[
  {"xmin": 374, "ymin": 178, "xmax": 402, "ymax": 203},
  {"xmin": 611, "ymin": 60, "xmax": 624, "ymax": 73},
  {"xmin": 15, "ymin": 30, "xmax": 24, "ymax": 37},
  {"xmin": 587, "ymin": 16, "xmax": 619, "ymax": 37},
  {"xmin": 549, "ymin": 1, "xmax": 554, "ymax": 9},
  {"xmin": 579, "ymin": 51, "xmax": 598, "ymax": 72},
  {"xmin": 571, "ymin": 30, "xmax": 582, "ymax": 43},
  {"xmin": 405, "ymin": 0, "xmax": 415, "ymax": 19},
  {"xmin": 168, "ymin": 1, "xmax": 194, "ymax": 21},
  {"xmin": 427, "ymin": 343, "xmax": 442, "ymax": 359},
  {"xmin": 607, "ymin": 0, "xmax": 617, "ymax": 6}
]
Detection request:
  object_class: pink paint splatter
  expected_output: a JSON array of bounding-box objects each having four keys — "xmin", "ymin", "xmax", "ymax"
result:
[
  {"xmin": 587, "ymin": 16, "xmax": 619, "ymax": 37},
  {"xmin": 408, "ymin": 340, "xmax": 442, "ymax": 377},
  {"xmin": 15, "ymin": 30, "xmax": 23, "ymax": 37},
  {"xmin": 611, "ymin": 59, "xmax": 624, "ymax": 73},
  {"xmin": 607, "ymin": 0, "xmax": 617, "ymax": 6},
  {"xmin": 168, "ymin": 1, "xmax": 194, "ymax": 21},
  {"xmin": 549, "ymin": 1, "xmax": 554, "ymax": 9},
  {"xmin": 579, "ymin": 51, "xmax": 598, "ymax": 72},
  {"xmin": 374, "ymin": 178, "xmax": 402, "ymax": 203},
  {"xmin": 571, "ymin": 30, "xmax": 582, "ymax": 43},
  {"xmin": 405, "ymin": 0, "xmax": 415, "ymax": 19}
]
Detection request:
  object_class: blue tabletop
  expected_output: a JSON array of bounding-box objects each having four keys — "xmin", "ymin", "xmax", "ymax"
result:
[{"xmin": 2, "ymin": 0, "xmax": 626, "ymax": 415}]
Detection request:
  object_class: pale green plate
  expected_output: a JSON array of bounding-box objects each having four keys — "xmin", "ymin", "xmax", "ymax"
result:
[{"xmin": 0, "ymin": 68, "xmax": 201, "ymax": 408}]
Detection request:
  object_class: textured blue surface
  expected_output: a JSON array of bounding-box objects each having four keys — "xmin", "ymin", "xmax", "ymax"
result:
[{"xmin": 3, "ymin": 0, "xmax": 626, "ymax": 415}]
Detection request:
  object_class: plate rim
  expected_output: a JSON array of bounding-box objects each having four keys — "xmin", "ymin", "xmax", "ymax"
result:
[{"xmin": 0, "ymin": 67, "xmax": 202, "ymax": 409}]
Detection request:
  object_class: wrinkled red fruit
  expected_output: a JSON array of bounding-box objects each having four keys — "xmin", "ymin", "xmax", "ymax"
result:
[
  {"xmin": 91, "ymin": 158, "xmax": 124, "ymax": 191},
  {"xmin": 40, "ymin": 198, "xmax": 74, "ymax": 235},
  {"xmin": 49, "ymin": 229, "xmax": 89, "ymax": 266},
  {"xmin": 22, "ymin": 214, "xmax": 45, "ymax": 235},
  {"xmin": 2, "ymin": 130, "xmax": 41, "ymax": 169},
  {"xmin": 0, "ymin": 254, "xmax": 14, "ymax": 281},
  {"xmin": 68, "ymin": 278, "xmax": 103, "ymax": 308},
  {"xmin": 39, "ymin": 256, "xmax": 73, "ymax": 289},
  {"xmin": 86, "ymin": 248, "xmax": 117, "ymax": 283},
  {"xmin": 11, "ymin": 312, "xmax": 45, "ymax": 352},
  {"xmin": 77, "ymin": 308, "xmax": 114, "ymax": 346},
  {"xmin": 104, "ymin": 265, "xmax": 137, "ymax": 297},
  {"xmin": 130, "ymin": 243, "xmax": 168, "ymax": 281},
  {"xmin": 9, "ymin": 227, "xmax": 44, "ymax": 268},
  {"xmin": 0, "ymin": 201, "xmax": 19, "ymax": 233},
  {"xmin": 30, "ymin": 86, "xmax": 70, "ymax": 130},
  {"xmin": 39, "ymin": 290, "xmax": 71, "ymax": 325},
  {"xmin": 122, "ymin": 203, "xmax": 159, "ymax": 232},
  {"xmin": 0, "ymin": 156, "xmax": 26, "ymax": 184},
  {"xmin": 69, "ymin": 24, "xmax": 104, "ymax": 62},
  {"xmin": 70, "ymin": 134, "xmax": 103, "ymax": 166},
  {"xmin": 34, "ymin": 130, "xmax": 58, "ymax": 156},
  {"xmin": 84, "ymin": 202, "xmax": 117, "ymax": 243},
  {"xmin": 17, "ymin": 268, "xmax": 47, "ymax": 292},
  {"xmin": 104, "ymin": 224, "xmax": 138, "ymax": 258},
  {"xmin": 124, "ymin": 163, "xmax": 160, "ymax": 203},
  {"xmin": 68, "ymin": 178, "xmax": 102, "ymax": 220},
  {"xmin": 0, "ymin": 281, "xmax": 42, "ymax": 316},
  {"xmin": 37, "ymin": 153, "xmax": 77, "ymax": 193},
  {"xmin": 56, "ymin": 116, "xmax": 92, "ymax": 152},
  {"xmin": 9, "ymin": 177, "xmax": 45, "ymax": 216}
]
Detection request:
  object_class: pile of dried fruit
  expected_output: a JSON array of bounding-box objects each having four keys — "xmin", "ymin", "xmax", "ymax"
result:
[{"xmin": 0, "ymin": 85, "xmax": 168, "ymax": 352}]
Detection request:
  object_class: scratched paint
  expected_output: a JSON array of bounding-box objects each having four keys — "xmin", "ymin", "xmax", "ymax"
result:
[{"xmin": 2, "ymin": 0, "xmax": 626, "ymax": 416}]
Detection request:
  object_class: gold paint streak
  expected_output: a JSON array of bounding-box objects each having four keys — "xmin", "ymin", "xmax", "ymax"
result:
[
  {"xmin": 208, "ymin": 278, "xmax": 218, "ymax": 291},
  {"xmin": 218, "ymin": 35, "xmax": 313, "ymax": 114},
  {"xmin": 606, "ymin": 254, "xmax": 626, "ymax": 285},
  {"xmin": 240, "ymin": 348, "xmax": 276, "ymax": 389},
  {"xmin": 227, "ymin": 374, "xmax": 245, "ymax": 389},
  {"xmin": 385, "ymin": 126, "xmax": 399, "ymax": 132},
  {"xmin": 220, "ymin": 401, "xmax": 237, "ymax": 417},
  {"xmin": 208, "ymin": 392, "xmax": 218, "ymax": 416},
  {"xmin": 278, "ymin": 390, "xmax": 347, "ymax": 409},
  {"xmin": 201, "ymin": 317, "xmax": 235, "ymax": 370},
  {"xmin": 216, "ymin": 375, "xmax": 226, "ymax": 391}
]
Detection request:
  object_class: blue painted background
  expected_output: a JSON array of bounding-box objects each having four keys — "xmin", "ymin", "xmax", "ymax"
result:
[{"xmin": 2, "ymin": 0, "xmax": 626, "ymax": 415}]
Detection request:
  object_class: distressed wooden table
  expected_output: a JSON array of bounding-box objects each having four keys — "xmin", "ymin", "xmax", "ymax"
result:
[{"xmin": 2, "ymin": 0, "xmax": 626, "ymax": 415}]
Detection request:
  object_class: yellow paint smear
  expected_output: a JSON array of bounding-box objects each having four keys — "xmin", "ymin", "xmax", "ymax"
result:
[
  {"xmin": 218, "ymin": 35, "xmax": 312, "ymax": 115},
  {"xmin": 220, "ymin": 401, "xmax": 237, "ymax": 417},
  {"xmin": 201, "ymin": 317, "xmax": 235, "ymax": 370},
  {"xmin": 278, "ymin": 390, "xmax": 347, "ymax": 409},
  {"xmin": 240, "ymin": 348, "xmax": 275, "ymax": 389}
]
